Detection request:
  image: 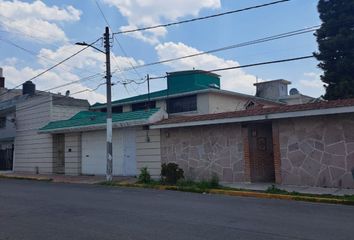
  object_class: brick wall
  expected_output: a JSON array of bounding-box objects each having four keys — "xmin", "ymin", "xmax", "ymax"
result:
[{"xmin": 161, "ymin": 123, "xmax": 244, "ymax": 182}]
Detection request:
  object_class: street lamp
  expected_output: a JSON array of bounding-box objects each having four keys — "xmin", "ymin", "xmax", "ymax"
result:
[{"xmin": 75, "ymin": 27, "xmax": 113, "ymax": 181}]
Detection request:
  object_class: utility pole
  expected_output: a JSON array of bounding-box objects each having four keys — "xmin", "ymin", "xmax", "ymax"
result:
[
  {"xmin": 147, "ymin": 74, "xmax": 150, "ymax": 106},
  {"xmin": 104, "ymin": 26, "xmax": 113, "ymax": 181},
  {"xmin": 75, "ymin": 27, "xmax": 113, "ymax": 181}
]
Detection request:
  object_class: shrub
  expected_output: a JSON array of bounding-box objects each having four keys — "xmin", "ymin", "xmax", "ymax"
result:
[
  {"xmin": 161, "ymin": 163, "xmax": 184, "ymax": 184},
  {"xmin": 138, "ymin": 167, "xmax": 151, "ymax": 184},
  {"xmin": 265, "ymin": 185, "xmax": 288, "ymax": 194}
]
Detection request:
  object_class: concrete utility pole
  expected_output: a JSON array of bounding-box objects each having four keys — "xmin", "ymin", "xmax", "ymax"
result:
[
  {"xmin": 104, "ymin": 26, "xmax": 113, "ymax": 181},
  {"xmin": 75, "ymin": 26, "xmax": 113, "ymax": 181}
]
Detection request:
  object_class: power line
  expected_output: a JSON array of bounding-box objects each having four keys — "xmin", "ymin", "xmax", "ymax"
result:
[
  {"xmin": 147, "ymin": 55, "xmax": 315, "ymax": 80},
  {"xmin": 0, "ymin": 38, "xmax": 102, "ymax": 98},
  {"xmin": 43, "ymin": 73, "xmax": 104, "ymax": 92},
  {"xmin": 94, "ymin": 0, "xmax": 142, "ymax": 80},
  {"xmin": 0, "ymin": 36, "xmax": 103, "ymax": 77},
  {"xmin": 15, "ymin": 79, "xmax": 107, "ymax": 113},
  {"xmin": 111, "ymin": 25, "xmax": 319, "ymax": 75},
  {"xmin": 113, "ymin": 0, "xmax": 290, "ymax": 35}
]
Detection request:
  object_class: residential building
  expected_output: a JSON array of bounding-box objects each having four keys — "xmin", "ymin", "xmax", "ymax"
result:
[
  {"xmin": 36, "ymin": 69, "xmax": 354, "ymax": 189},
  {"xmin": 0, "ymin": 68, "xmax": 90, "ymax": 173},
  {"xmin": 40, "ymin": 70, "xmax": 284, "ymax": 177}
]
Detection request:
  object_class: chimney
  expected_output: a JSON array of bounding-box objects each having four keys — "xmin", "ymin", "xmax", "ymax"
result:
[
  {"xmin": 0, "ymin": 68, "xmax": 5, "ymax": 88},
  {"xmin": 22, "ymin": 81, "xmax": 36, "ymax": 96},
  {"xmin": 254, "ymin": 79, "xmax": 291, "ymax": 100}
]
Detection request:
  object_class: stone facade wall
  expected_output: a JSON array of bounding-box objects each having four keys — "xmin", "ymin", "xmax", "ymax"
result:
[
  {"xmin": 279, "ymin": 114, "xmax": 354, "ymax": 188},
  {"xmin": 161, "ymin": 124, "xmax": 244, "ymax": 182}
]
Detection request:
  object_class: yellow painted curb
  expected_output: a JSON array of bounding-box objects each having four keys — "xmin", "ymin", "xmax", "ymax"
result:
[
  {"xmin": 209, "ymin": 189, "xmax": 351, "ymax": 205},
  {"xmin": 110, "ymin": 183, "xmax": 353, "ymax": 205}
]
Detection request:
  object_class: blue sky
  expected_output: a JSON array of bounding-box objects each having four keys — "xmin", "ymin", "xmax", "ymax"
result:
[{"xmin": 0, "ymin": 0, "xmax": 322, "ymax": 103}]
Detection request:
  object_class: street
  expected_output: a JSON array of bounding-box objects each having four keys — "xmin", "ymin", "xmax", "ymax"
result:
[{"xmin": 0, "ymin": 179, "xmax": 353, "ymax": 240}]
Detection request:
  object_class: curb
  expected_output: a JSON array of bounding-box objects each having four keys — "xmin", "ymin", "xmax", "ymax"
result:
[
  {"xmin": 0, "ymin": 175, "xmax": 53, "ymax": 182},
  {"xmin": 208, "ymin": 189, "xmax": 353, "ymax": 205},
  {"xmin": 106, "ymin": 183, "xmax": 354, "ymax": 205}
]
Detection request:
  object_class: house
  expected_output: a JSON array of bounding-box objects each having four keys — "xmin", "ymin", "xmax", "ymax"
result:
[
  {"xmin": 0, "ymin": 68, "xmax": 90, "ymax": 173},
  {"xmin": 24, "ymin": 68, "xmax": 354, "ymax": 188},
  {"xmin": 39, "ymin": 70, "xmax": 289, "ymax": 177},
  {"xmin": 151, "ymin": 99, "xmax": 354, "ymax": 188}
]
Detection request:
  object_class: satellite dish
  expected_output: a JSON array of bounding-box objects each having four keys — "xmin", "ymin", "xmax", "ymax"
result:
[{"xmin": 289, "ymin": 88, "xmax": 299, "ymax": 95}]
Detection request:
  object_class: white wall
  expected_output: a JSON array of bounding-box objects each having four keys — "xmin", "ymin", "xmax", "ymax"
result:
[
  {"xmin": 13, "ymin": 94, "xmax": 88, "ymax": 174},
  {"xmin": 81, "ymin": 128, "xmax": 136, "ymax": 176},
  {"xmin": 14, "ymin": 95, "xmax": 53, "ymax": 173},
  {"xmin": 51, "ymin": 105, "xmax": 87, "ymax": 121}
]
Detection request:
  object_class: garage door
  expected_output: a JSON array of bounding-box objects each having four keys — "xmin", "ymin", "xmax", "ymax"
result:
[{"xmin": 81, "ymin": 128, "xmax": 136, "ymax": 176}]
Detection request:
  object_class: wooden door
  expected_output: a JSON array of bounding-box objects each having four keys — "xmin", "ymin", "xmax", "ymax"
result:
[{"xmin": 248, "ymin": 123, "xmax": 275, "ymax": 182}]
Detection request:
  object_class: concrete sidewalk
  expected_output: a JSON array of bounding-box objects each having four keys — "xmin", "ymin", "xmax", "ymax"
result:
[
  {"xmin": 221, "ymin": 182, "xmax": 354, "ymax": 196},
  {"xmin": 0, "ymin": 171, "xmax": 137, "ymax": 184}
]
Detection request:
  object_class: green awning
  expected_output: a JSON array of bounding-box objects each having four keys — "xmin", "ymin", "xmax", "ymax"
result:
[{"xmin": 39, "ymin": 108, "xmax": 162, "ymax": 133}]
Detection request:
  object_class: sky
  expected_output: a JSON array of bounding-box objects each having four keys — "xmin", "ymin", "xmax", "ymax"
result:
[{"xmin": 0, "ymin": 0, "xmax": 323, "ymax": 104}]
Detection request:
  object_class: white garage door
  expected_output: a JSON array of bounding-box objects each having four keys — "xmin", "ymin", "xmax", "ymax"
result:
[{"xmin": 81, "ymin": 128, "xmax": 136, "ymax": 176}]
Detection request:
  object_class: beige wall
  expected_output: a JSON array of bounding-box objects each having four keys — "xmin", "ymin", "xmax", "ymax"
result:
[
  {"xmin": 161, "ymin": 124, "xmax": 244, "ymax": 182},
  {"xmin": 123, "ymin": 105, "xmax": 132, "ymax": 112},
  {"xmin": 136, "ymin": 128, "xmax": 161, "ymax": 178},
  {"xmin": 278, "ymin": 114, "xmax": 354, "ymax": 188},
  {"xmin": 156, "ymin": 100, "xmax": 166, "ymax": 111},
  {"xmin": 207, "ymin": 93, "xmax": 248, "ymax": 113}
]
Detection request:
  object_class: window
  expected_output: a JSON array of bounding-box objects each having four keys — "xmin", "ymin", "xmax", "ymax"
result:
[
  {"xmin": 167, "ymin": 95, "xmax": 197, "ymax": 113},
  {"xmin": 132, "ymin": 101, "xmax": 156, "ymax": 111},
  {"xmin": 0, "ymin": 117, "xmax": 6, "ymax": 128},
  {"xmin": 100, "ymin": 106, "xmax": 123, "ymax": 113}
]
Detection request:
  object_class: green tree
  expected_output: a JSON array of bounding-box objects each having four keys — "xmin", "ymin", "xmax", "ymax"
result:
[{"xmin": 314, "ymin": 0, "xmax": 354, "ymax": 100}]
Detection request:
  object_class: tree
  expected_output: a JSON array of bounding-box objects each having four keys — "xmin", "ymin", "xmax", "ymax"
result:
[{"xmin": 314, "ymin": 0, "xmax": 354, "ymax": 100}]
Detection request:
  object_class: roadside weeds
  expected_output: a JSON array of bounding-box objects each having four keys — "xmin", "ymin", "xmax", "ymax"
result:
[{"xmin": 100, "ymin": 181, "xmax": 354, "ymax": 206}]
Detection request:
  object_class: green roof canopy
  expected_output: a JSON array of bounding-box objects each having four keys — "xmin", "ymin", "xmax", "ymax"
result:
[
  {"xmin": 39, "ymin": 108, "xmax": 160, "ymax": 133},
  {"xmin": 91, "ymin": 70, "xmax": 220, "ymax": 109}
]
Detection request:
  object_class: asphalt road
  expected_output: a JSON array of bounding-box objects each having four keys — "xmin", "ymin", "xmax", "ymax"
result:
[{"xmin": 0, "ymin": 179, "xmax": 353, "ymax": 240}]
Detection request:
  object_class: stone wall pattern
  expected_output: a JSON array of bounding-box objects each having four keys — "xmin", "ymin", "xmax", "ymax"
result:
[
  {"xmin": 161, "ymin": 124, "xmax": 244, "ymax": 182},
  {"xmin": 279, "ymin": 114, "xmax": 354, "ymax": 188}
]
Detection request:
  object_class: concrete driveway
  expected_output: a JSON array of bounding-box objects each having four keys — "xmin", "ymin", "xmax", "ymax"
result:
[{"xmin": 0, "ymin": 179, "xmax": 353, "ymax": 240}]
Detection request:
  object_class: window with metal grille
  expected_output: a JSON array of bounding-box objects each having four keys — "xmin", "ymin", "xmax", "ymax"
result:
[
  {"xmin": 132, "ymin": 101, "xmax": 156, "ymax": 111},
  {"xmin": 100, "ymin": 106, "xmax": 123, "ymax": 113},
  {"xmin": 167, "ymin": 95, "xmax": 197, "ymax": 113}
]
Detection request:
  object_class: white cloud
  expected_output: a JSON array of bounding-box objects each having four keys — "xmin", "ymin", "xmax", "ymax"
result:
[
  {"xmin": 0, "ymin": 43, "xmax": 146, "ymax": 104},
  {"xmin": 2, "ymin": 64, "xmax": 106, "ymax": 103},
  {"xmin": 298, "ymin": 72, "xmax": 325, "ymax": 97},
  {"xmin": 103, "ymin": 0, "xmax": 220, "ymax": 44},
  {"xmin": 155, "ymin": 42, "xmax": 258, "ymax": 94},
  {"xmin": 0, "ymin": 0, "xmax": 81, "ymax": 43},
  {"xmin": 37, "ymin": 44, "xmax": 145, "ymax": 79}
]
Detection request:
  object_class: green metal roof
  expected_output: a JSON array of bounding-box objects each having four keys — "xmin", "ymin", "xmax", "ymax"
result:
[
  {"xmin": 40, "ymin": 108, "xmax": 160, "ymax": 132},
  {"xmin": 91, "ymin": 70, "xmax": 221, "ymax": 109}
]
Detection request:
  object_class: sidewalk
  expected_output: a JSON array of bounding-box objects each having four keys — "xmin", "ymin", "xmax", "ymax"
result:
[
  {"xmin": 0, "ymin": 171, "xmax": 137, "ymax": 184},
  {"xmin": 221, "ymin": 182, "xmax": 354, "ymax": 196}
]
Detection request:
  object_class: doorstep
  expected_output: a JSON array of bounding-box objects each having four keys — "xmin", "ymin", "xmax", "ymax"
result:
[{"xmin": 221, "ymin": 182, "xmax": 354, "ymax": 196}]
